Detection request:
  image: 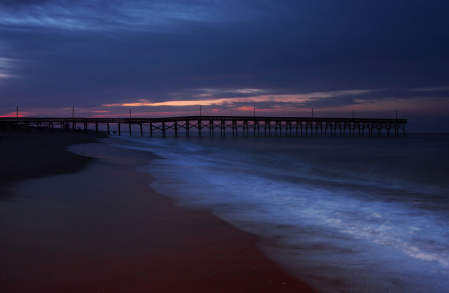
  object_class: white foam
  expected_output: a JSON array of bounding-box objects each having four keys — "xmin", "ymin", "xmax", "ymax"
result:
[{"xmin": 113, "ymin": 136, "xmax": 449, "ymax": 292}]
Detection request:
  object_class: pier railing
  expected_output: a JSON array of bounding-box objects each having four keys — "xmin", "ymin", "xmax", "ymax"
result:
[{"xmin": 0, "ymin": 116, "xmax": 407, "ymax": 137}]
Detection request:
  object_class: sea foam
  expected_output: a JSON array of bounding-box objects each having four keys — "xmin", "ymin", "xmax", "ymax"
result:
[{"xmin": 112, "ymin": 136, "xmax": 449, "ymax": 292}]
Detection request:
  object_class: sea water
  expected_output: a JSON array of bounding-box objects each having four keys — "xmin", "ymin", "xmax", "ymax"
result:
[{"xmin": 111, "ymin": 134, "xmax": 449, "ymax": 292}]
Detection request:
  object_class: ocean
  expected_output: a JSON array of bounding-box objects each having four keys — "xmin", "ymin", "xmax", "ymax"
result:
[{"xmin": 111, "ymin": 133, "xmax": 449, "ymax": 292}]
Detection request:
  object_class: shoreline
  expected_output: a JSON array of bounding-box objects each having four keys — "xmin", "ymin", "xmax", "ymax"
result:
[
  {"xmin": 0, "ymin": 132, "xmax": 106, "ymax": 196},
  {"xmin": 0, "ymin": 133, "xmax": 316, "ymax": 292}
]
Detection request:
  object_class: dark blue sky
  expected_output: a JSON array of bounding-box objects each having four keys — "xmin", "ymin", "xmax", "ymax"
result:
[{"xmin": 1, "ymin": 0, "xmax": 448, "ymax": 131}]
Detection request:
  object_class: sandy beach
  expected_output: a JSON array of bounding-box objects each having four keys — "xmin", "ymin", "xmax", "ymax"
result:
[{"xmin": 0, "ymin": 133, "xmax": 315, "ymax": 293}]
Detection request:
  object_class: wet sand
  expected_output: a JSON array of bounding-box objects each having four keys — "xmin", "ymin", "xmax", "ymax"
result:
[{"xmin": 0, "ymin": 133, "xmax": 316, "ymax": 292}]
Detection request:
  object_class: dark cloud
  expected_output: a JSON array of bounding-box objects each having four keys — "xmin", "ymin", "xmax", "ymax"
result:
[
  {"xmin": 0, "ymin": 0, "xmax": 448, "ymax": 121},
  {"xmin": 0, "ymin": 0, "xmax": 50, "ymax": 6}
]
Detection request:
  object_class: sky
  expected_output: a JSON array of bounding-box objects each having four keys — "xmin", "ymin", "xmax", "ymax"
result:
[{"xmin": 0, "ymin": 0, "xmax": 448, "ymax": 132}]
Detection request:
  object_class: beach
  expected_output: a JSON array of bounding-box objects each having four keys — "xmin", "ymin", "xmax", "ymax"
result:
[
  {"xmin": 111, "ymin": 134, "xmax": 449, "ymax": 293},
  {"xmin": 0, "ymin": 133, "xmax": 315, "ymax": 293}
]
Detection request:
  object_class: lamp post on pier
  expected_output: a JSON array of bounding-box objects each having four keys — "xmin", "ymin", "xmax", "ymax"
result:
[
  {"xmin": 72, "ymin": 106, "xmax": 76, "ymax": 131},
  {"xmin": 129, "ymin": 109, "xmax": 132, "ymax": 136},
  {"xmin": 16, "ymin": 106, "xmax": 18, "ymax": 132}
]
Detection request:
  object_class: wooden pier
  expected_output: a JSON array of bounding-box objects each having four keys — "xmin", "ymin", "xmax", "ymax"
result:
[{"xmin": 0, "ymin": 116, "xmax": 407, "ymax": 137}]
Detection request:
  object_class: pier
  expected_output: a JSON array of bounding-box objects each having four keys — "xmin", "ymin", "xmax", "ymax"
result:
[{"xmin": 0, "ymin": 116, "xmax": 407, "ymax": 137}]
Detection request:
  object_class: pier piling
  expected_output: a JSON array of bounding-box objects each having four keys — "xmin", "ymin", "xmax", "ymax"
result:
[{"xmin": 0, "ymin": 116, "xmax": 407, "ymax": 138}]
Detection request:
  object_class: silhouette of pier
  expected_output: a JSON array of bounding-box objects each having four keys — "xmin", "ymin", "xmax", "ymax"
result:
[{"xmin": 0, "ymin": 116, "xmax": 407, "ymax": 137}]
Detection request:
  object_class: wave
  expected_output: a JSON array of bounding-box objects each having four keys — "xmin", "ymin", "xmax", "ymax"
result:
[{"xmin": 112, "ymin": 136, "xmax": 449, "ymax": 292}]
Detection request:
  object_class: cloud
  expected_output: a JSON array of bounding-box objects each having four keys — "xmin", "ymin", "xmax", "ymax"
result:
[
  {"xmin": 0, "ymin": 57, "xmax": 16, "ymax": 79},
  {"xmin": 102, "ymin": 89, "xmax": 374, "ymax": 109},
  {"xmin": 0, "ymin": 0, "xmax": 262, "ymax": 32},
  {"xmin": 0, "ymin": 0, "xmax": 448, "ymax": 122},
  {"xmin": 0, "ymin": 0, "xmax": 50, "ymax": 6},
  {"xmin": 409, "ymin": 86, "xmax": 449, "ymax": 92}
]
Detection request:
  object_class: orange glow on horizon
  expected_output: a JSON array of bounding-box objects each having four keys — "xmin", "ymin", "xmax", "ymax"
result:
[
  {"xmin": 3, "ymin": 88, "xmax": 446, "ymax": 118},
  {"xmin": 235, "ymin": 106, "xmax": 255, "ymax": 111},
  {"xmin": 0, "ymin": 113, "xmax": 25, "ymax": 118},
  {"xmin": 104, "ymin": 99, "xmax": 236, "ymax": 107},
  {"xmin": 102, "ymin": 89, "xmax": 372, "ymax": 108}
]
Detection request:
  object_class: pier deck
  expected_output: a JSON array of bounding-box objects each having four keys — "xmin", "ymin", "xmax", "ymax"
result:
[{"xmin": 0, "ymin": 116, "xmax": 407, "ymax": 137}]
